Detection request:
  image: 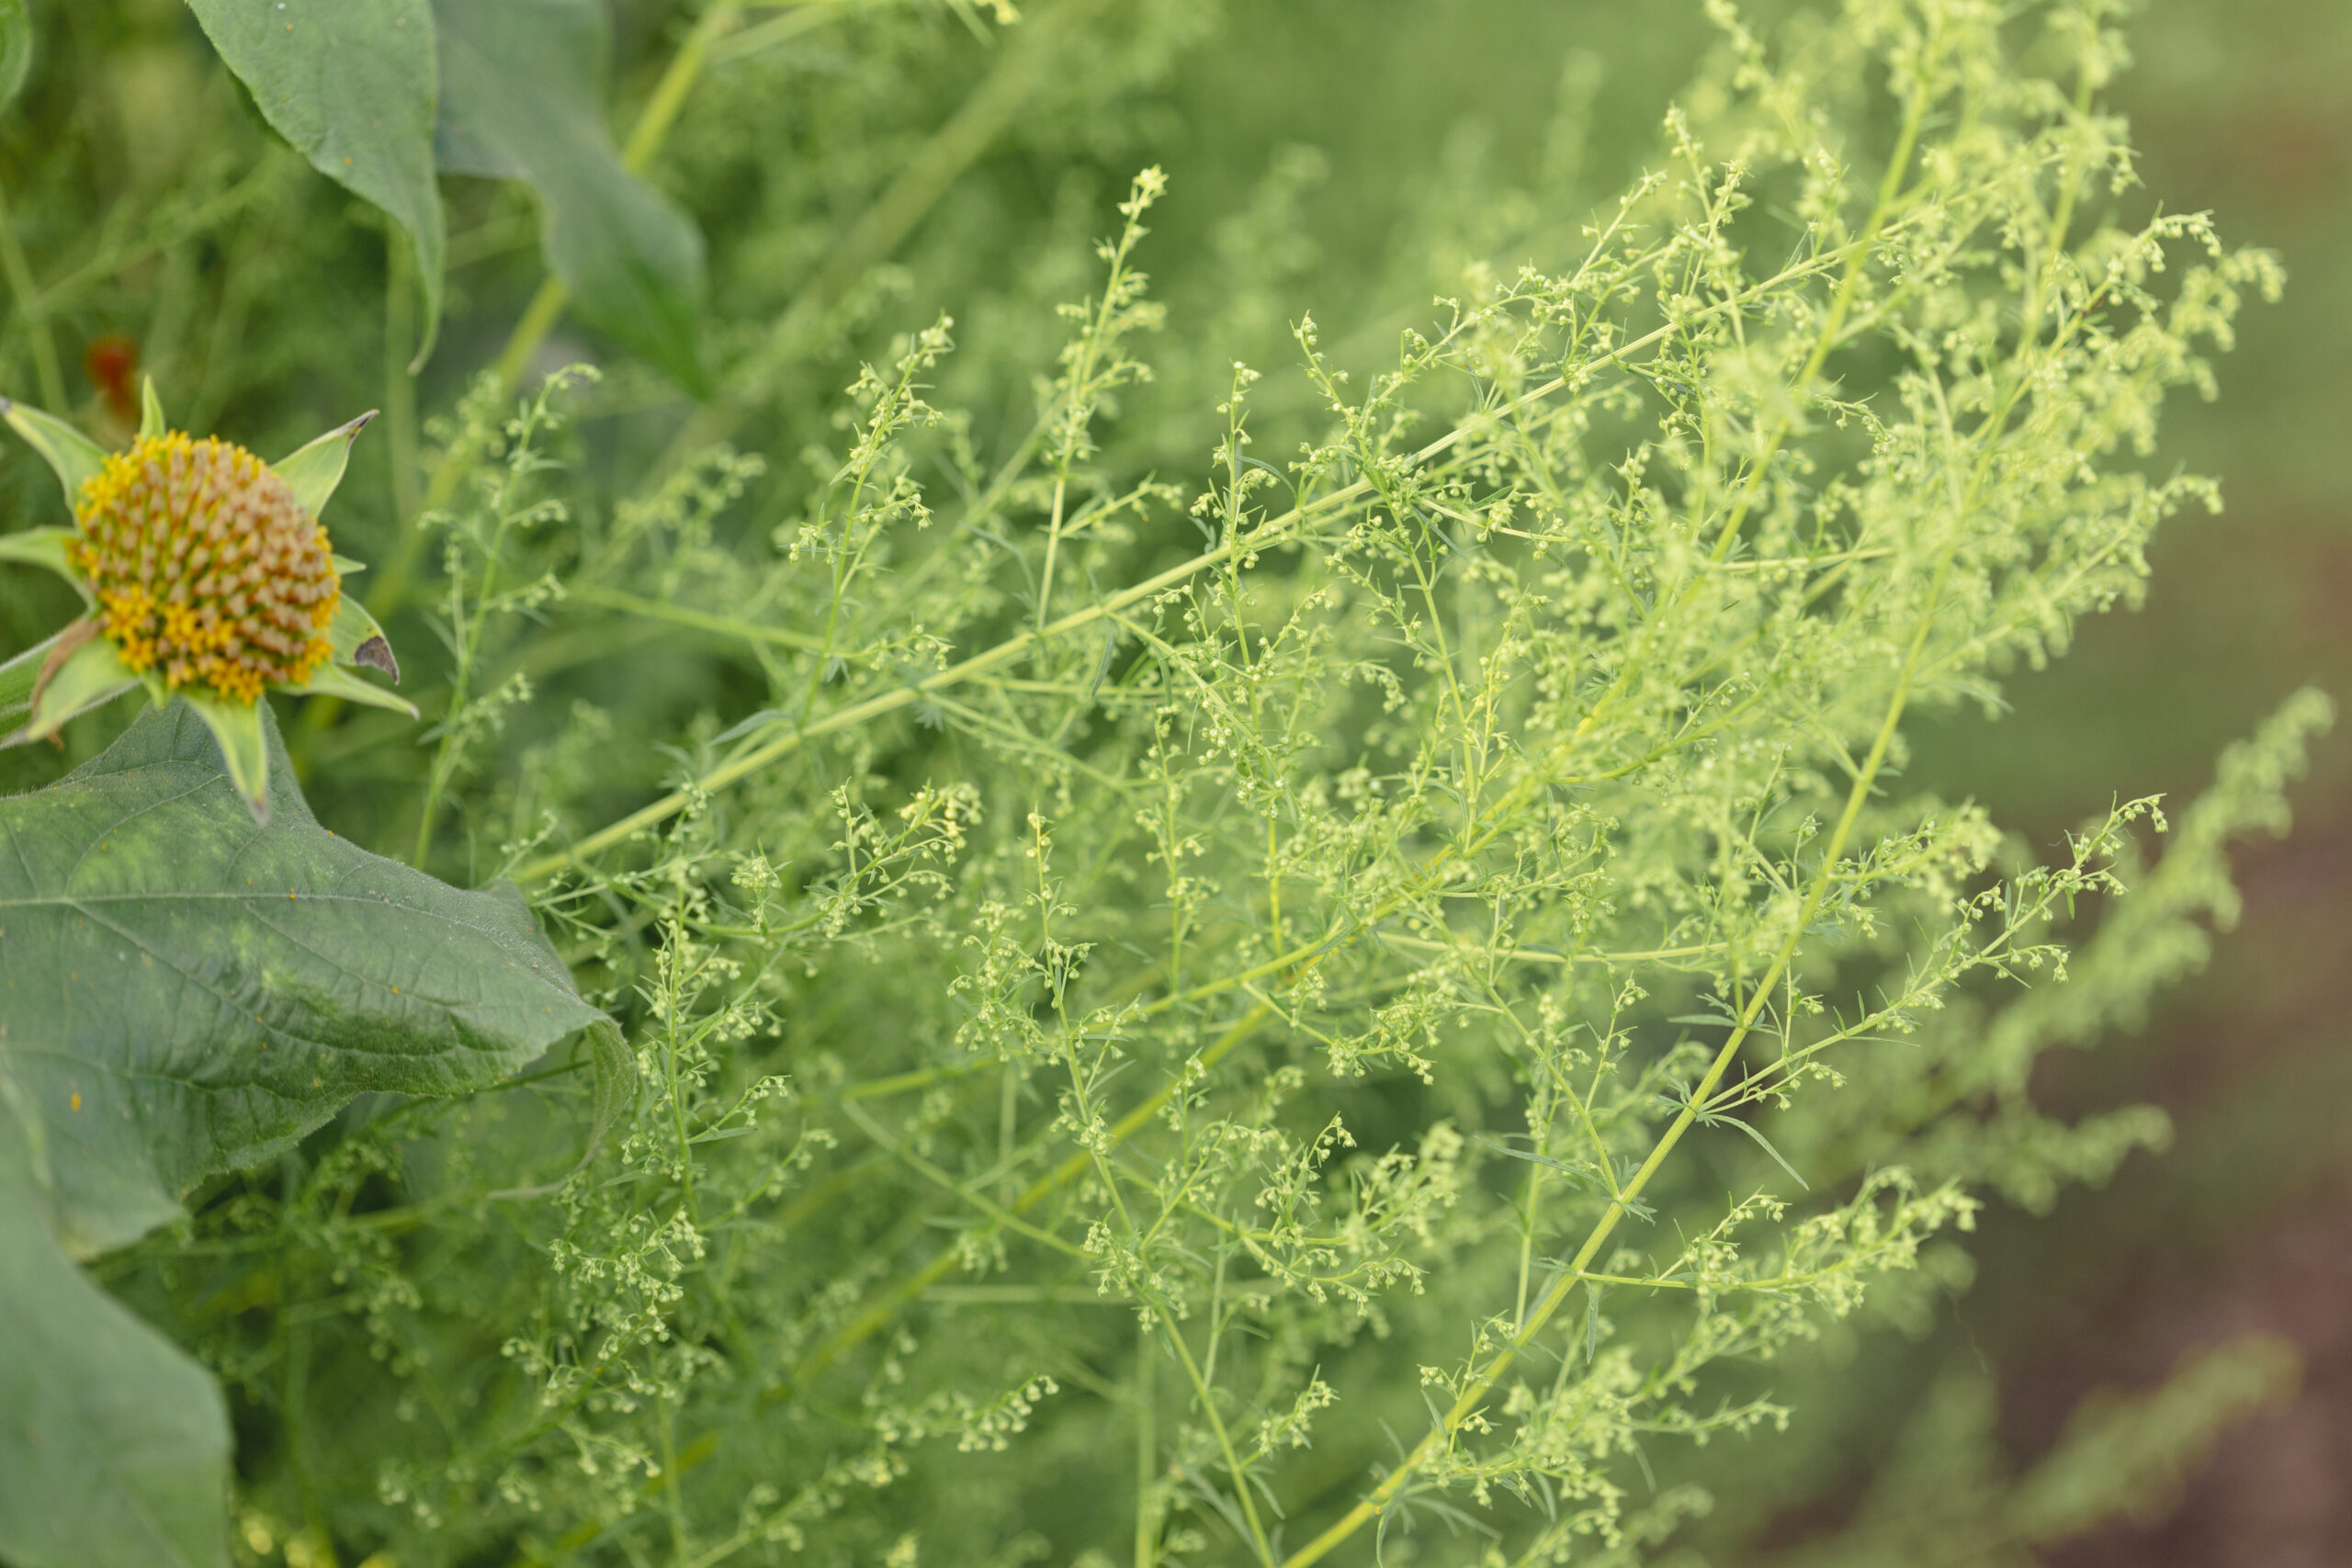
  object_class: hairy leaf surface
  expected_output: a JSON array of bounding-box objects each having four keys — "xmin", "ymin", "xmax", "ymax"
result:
[{"xmin": 0, "ymin": 701, "xmax": 605, "ymax": 1257}]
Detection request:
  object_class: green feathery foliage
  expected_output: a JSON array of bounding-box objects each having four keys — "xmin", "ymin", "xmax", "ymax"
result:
[{"xmin": 0, "ymin": 1, "xmax": 2331, "ymax": 1565}]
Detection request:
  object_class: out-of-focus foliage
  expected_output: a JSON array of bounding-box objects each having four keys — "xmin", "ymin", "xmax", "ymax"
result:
[
  {"xmin": 1763, "ymin": 1335, "xmax": 2300, "ymax": 1568},
  {"xmin": 0, "ymin": 1, "xmax": 2329, "ymax": 1565}
]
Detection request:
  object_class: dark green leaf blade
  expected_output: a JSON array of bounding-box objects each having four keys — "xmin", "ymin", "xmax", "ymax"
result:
[
  {"xmin": 434, "ymin": 0, "xmax": 707, "ymax": 390},
  {"xmin": 183, "ymin": 0, "xmax": 444, "ymax": 353},
  {"xmin": 0, "ymin": 1130, "xmax": 231, "ymax": 1568},
  {"xmin": 0, "ymin": 700, "xmax": 606, "ymax": 1257}
]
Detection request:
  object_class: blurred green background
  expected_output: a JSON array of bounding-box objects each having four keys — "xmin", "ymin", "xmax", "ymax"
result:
[
  {"xmin": 1, "ymin": 0, "xmax": 2345, "ymax": 1559},
  {"xmin": 1905, "ymin": 0, "xmax": 2352, "ymax": 1557}
]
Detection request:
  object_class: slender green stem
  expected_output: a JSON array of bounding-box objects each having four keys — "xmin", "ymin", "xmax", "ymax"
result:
[
  {"xmin": 411, "ymin": 455, "xmax": 524, "ymax": 863},
  {"xmin": 658, "ymin": 1393, "xmax": 688, "ymax": 1563},
  {"xmin": 775, "ymin": 1001, "xmax": 1276, "ymax": 1396},
  {"xmin": 1161, "ymin": 1307, "xmax": 1276, "ymax": 1564},
  {"xmin": 1047, "ymin": 902, "xmax": 1277, "ymax": 1568},
  {"xmin": 383, "ymin": 227, "xmax": 423, "ymax": 530},
  {"xmin": 653, "ymin": 0, "xmax": 1102, "ymax": 473},
  {"xmin": 1136, "ymin": 1317, "xmax": 1159, "ymax": 1568},
  {"xmin": 1035, "ymin": 186, "xmax": 1143, "ymax": 631},
  {"xmin": 1275, "ymin": 73, "xmax": 1950, "ymax": 1556},
  {"xmin": 28, "ymin": 164, "xmax": 278, "ymax": 321},
  {"xmin": 0, "ymin": 175, "xmax": 67, "ymax": 412},
  {"xmin": 487, "ymin": 276, "xmax": 571, "ymax": 404},
  {"xmin": 1280, "ymin": 53, "xmax": 2095, "ymax": 1555},
  {"xmin": 369, "ymin": 3, "xmax": 743, "ymax": 622},
  {"xmin": 565, "ymin": 583, "xmax": 826, "ymax": 649},
  {"xmin": 839, "ymin": 1100, "xmax": 1088, "ymax": 1258},
  {"xmin": 1279, "ymin": 545, "xmax": 1952, "ymax": 1568}
]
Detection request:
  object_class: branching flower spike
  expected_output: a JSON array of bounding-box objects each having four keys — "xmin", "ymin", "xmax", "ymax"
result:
[{"xmin": 0, "ymin": 382, "xmax": 413, "ymax": 820}]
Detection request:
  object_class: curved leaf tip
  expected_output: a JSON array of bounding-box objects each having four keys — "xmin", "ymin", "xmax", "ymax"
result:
[
  {"xmin": 273, "ymin": 410, "xmax": 379, "ymax": 517},
  {"xmin": 1, "ymin": 396, "xmax": 108, "ymax": 508}
]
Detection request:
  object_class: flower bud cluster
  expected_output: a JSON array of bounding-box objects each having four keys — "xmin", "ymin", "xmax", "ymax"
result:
[{"xmin": 70, "ymin": 432, "xmax": 339, "ymax": 703}]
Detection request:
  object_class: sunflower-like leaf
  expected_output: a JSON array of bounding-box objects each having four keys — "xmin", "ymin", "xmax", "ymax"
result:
[
  {"xmin": 272, "ymin": 412, "xmax": 378, "ymax": 518},
  {"xmin": 0, "ymin": 695, "xmax": 612, "ymax": 1564},
  {"xmin": 294, "ymin": 660, "xmax": 417, "ymax": 719},
  {"xmin": 0, "ymin": 1131, "xmax": 232, "ymax": 1568},
  {"xmin": 176, "ymin": 691, "xmax": 269, "ymax": 823},
  {"xmin": 138, "ymin": 378, "xmax": 164, "ymax": 441},
  {"xmin": 0, "ymin": 398, "xmax": 106, "ymax": 506},
  {"xmin": 2, "ymin": 694, "xmax": 611, "ymax": 1250}
]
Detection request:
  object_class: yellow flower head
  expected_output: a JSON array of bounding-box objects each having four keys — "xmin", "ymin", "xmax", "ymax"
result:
[
  {"xmin": 4, "ymin": 384, "xmax": 411, "ymax": 820},
  {"xmin": 71, "ymin": 433, "xmax": 341, "ymax": 705}
]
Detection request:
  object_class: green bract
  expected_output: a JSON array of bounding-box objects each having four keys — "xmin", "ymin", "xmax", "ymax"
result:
[{"xmin": 0, "ymin": 386, "xmax": 409, "ymax": 820}]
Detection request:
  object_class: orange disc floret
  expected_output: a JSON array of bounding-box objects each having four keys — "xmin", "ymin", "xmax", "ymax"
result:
[{"xmin": 70, "ymin": 432, "xmax": 340, "ymax": 705}]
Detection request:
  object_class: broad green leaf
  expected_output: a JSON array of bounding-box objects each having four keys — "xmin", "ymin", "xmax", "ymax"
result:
[
  {"xmin": 0, "ymin": 0, "xmax": 30, "ymax": 111},
  {"xmin": 1, "ymin": 397, "xmax": 107, "ymax": 506},
  {"xmin": 18, "ymin": 630, "xmax": 135, "ymax": 743},
  {"xmin": 434, "ymin": 0, "xmax": 708, "ymax": 391},
  {"xmin": 0, "ymin": 700, "xmax": 609, "ymax": 1257},
  {"xmin": 183, "ymin": 0, "xmax": 444, "ymax": 359},
  {"xmin": 271, "ymin": 410, "xmax": 377, "ymax": 517},
  {"xmin": 0, "ymin": 1130, "xmax": 231, "ymax": 1568}
]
